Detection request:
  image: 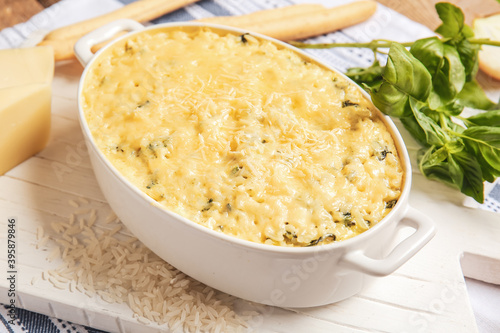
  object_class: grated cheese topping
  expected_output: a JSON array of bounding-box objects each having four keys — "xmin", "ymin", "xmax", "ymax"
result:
[{"xmin": 82, "ymin": 27, "xmax": 404, "ymax": 247}]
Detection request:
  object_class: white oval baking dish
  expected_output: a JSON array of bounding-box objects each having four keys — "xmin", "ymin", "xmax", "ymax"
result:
[{"xmin": 75, "ymin": 19, "xmax": 435, "ymax": 308}]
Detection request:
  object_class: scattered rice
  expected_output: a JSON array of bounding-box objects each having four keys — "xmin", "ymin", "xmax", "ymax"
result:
[
  {"xmin": 68, "ymin": 199, "xmax": 79, "ymax": 208},
  {"xmin": 37, "ymin": 235, "xmax": 50, "ymax": 249},
  {"xmin": 105, "ymin": 212, "xmax": 118, "ymax": 224},
  {"xmin": 50, "ymin": 222, "xmax": 63, "ymax": 234},
  {"xmin": 47, "ymin": 246, "xmax": 61, "ymax": 262},
  {"xmin": 35, "ymin": 201, "xmax": 255, "ymax": 332},
  {"xmin": 108, "ymin": 225, "xmax": 122, "ymax": 236},
  {"xmin": 36, "ymin": 226, "xmax": 44, "ymax": 241},
  {"xmin": 76, "ymin": 283, "xmax": 84, "ymax": 293},
  {"xmin": 74, "ymin": 208, "xmax": 90, "ymax": 215},
  {"xmin": 48, "ymin": 276, "xmax": 67, "ymax": 290},
  {"xmin": 31, "ymin": 276, "xmax": 39, "ymax": 285},
  {"xmin": 88, "ymin": 210, "xmax": 97, "ymax": 227},
  {"xmin": 78, "ymin": 197, "xmax": 90, "ymax": 204},
  {"xmin": 79, "ymin": 218, "xmax": 86, "ymax": 230}
]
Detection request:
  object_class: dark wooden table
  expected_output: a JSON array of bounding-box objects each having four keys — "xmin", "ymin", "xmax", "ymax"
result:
[{"xmin": 1, "ymin": 0, "xmax": 500, "ymax": 31}]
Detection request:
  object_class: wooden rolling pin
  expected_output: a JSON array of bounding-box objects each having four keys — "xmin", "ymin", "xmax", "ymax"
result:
[{"xmin": 39, "ymin": 0, "xmax": 377, "ymax": 62}]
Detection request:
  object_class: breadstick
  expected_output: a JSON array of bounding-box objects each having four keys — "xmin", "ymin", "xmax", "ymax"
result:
[
  {"xmin": 42, "ymin": 1, "xmax": 376, "ymax": 62},
  {"xmin": 37, "ymin": 38, "xmax": 76, "ymax": 61},
  {"xmin": 42, "ymin": 0, "xmax": 199, "ymax": 42},
  {"xmin": 196, "ymin": 3, "xmax": 326, "ymax": 27},
  {"xmin": 243, "ymin": 0, "xmax": 377, "ymax": 41},
  {"xmin": 38, "ymin": 32, "xmax": 128, "ymax": 62}
]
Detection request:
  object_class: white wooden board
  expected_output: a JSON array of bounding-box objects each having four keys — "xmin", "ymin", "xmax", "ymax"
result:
[{"xmin": 1, "ymin": 48, "xmax": 500, "ymax": 333}]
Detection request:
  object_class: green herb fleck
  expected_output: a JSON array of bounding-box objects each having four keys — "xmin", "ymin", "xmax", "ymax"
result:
[
  {"xmin": 376, "ymin": 147, "xmax": 392, "ymax": 161},
  {"xmin": 342, "ymin": 100, "xmax": 359, "ymax": 108},
  {"xmin": 146, "ymin": 179, "xmax": 156, "ymax": 189},
  {"xmin": 308, "ymin": 237, "xmax": 322, "ymax": 246},
  {"xmin": 343, "ymin": 212, "xmax": 355, "ymax": 227},
  {"xmin": 231, "ymin": 166, "xmax": 242, "ymax": 175},
  {"xmin": 386, "ymin": 200, "xmax": 397, "ymax": 209},
  {"xmin": 137, "ymin": 100, "xmax": 150, "ymax": 109},
  {"xmin": 202, "ymin": 198, "xmax": 214, "ymax": 212},
  {"xmin": 307, "ymin": 233, "xmax": 336, "ymax": 246}
]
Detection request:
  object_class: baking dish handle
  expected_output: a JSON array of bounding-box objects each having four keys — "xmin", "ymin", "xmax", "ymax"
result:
[
  {"xmin": 74, "ymin": 19, "xmax": 144, "ymax": 66},
  {"xmin": 341, "ymin": 207, "xmax": 435, "ymax": 276}
]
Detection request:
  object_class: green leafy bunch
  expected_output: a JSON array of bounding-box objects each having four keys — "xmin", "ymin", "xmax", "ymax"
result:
[{"xmin": 294, "ymin": 2, "xmax": 500, "ymax": 203}]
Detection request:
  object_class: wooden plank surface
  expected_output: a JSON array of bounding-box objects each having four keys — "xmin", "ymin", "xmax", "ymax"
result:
[
  {"xmin": 0, "ymin": 0, "xmax": 44, "ymax": 29},
  {"xmin": 377, "ymin": 0, "xmax": 500, "ymax": 29}
]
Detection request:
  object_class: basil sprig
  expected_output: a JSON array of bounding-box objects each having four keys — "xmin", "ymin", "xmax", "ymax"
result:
[{"xmin": 292, "ymin": 2, "xmax": 500, "ymax": 203}]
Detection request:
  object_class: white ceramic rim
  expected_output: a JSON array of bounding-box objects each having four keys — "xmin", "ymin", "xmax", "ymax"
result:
[{"xmin": 76, "ymin": 21, "xmax": 413, "ymax": 256}]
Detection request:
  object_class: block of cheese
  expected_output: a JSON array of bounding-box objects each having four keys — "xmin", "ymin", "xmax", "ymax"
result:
[
  {"xmin": 0, "ymin": 46, "xmax": 54, "ymax": 89},
  {"xmin": 0, "ymin": 46, "xmax": 54, "ymax": 175}
]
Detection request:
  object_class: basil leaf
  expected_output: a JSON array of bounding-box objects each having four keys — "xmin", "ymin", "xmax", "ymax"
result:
[
  {"xmin": 466, "ymin": 110, "xmax": 500, "ymax": 126},
  {"xmin": 455, "ymin": 39, "xmax": 480, "ymax": 80},
  {"xmin": 461, "ymin": 126, "xmax": 500, "ymax": 170},
  {"xmin": 383, "ymin": 43, "xmax": 433, "ymax": 100},
  {"xmin": 431, "ymin": 44, "xmax": 466, "ymax": 106},
  {"xmin": 449, "ymin": 150, "xmax": 484, "ymax": 203},
  {"xmin": 460, "ymin": 24, "xmax": 475, "ymax": 39},
  {"xmin": 418, "ymin": 146, "xmax": 455, "ymax": 186},
  {"xmin": 462, "ymin": 126, "xmax": 500, "ymax": 146},
  {"xmin": 369, "ymin": 43, "xmax": 432, "ymax": 117},
  {"xmin": 456, "ymin": 80, "xmax": 496, "ymax": 110},
  {"xmin": 447, "ymin": 151, "xmax": 465, "ymax": 189},
  {"xmin": 435, "ymin": 100, "xmax": 464, "ymax": 116},
  {"xmin": 419, "ymin": 140, "xmax": 484, "ymax": 202},
  {"xmin": 401, "ymin": 115, "xmax": 430, "ymax": 147},
  {"xmin": 369, "ymin": 82, "xmax": 412, "ymax": 117},
  {"xmin": 409, "ymin": 98, "xmax": 449, "ymax": 146},
  {"xmin": 346, "ymin": 61, "xmax": 383, "ymax": 88},
  {"xmin": 465, "ymin": 141, "xmax": 500, "ymax": 182},
  {"xmin": 410, "ymin": 37, "xmax": 444, "ymax": 76},
  {"xmin": 434, "ymin": 3, "xmax": 479, "ymax": 79},
  {"xmin": 410, "ymin": 38, "xmax": 466, "ymax": 109},
  {"xmin": 435, "ymin": 2, "xmax": 466, "ymax": 39},
  {"xmin": 478, "ymin": 144, "xmax": 500, "ymax": 173},
  {"xmin": 419, "ymin": 145, "xmax": 448, "ymax": 165}
]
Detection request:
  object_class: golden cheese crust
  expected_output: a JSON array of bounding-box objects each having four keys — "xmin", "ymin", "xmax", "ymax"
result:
[{"xmin": 82, "ymin": 27, "xmax": 403, "ymax": 247}]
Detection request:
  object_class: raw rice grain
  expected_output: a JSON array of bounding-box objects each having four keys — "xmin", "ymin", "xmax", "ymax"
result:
[
  {"xmin": 36, "ymin": 205, "xmax": 255, "ymax": 332},
  {"xmin": 68, "ymin": 200, "xmax": 79, "ymax": 208}
]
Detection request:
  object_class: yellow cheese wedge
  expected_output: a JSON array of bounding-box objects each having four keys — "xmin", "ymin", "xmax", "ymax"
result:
[
  {"xmin": 0, "ymin": 46, "xmax": 54, "ymax": 89},
  {"xmin": 0, "ymin": 46, "xmax": 54, "ymax": 175},
  {"xmin": 473, "ymin": 13, "xmax": 500, "ymax": 80}
]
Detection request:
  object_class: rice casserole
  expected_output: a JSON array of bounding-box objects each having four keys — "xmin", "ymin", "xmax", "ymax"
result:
[{"xmin": 82, "ymin": 27, "xmax": 404, "ymax": 247}]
